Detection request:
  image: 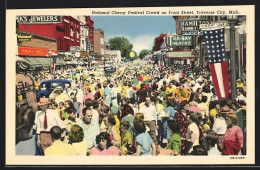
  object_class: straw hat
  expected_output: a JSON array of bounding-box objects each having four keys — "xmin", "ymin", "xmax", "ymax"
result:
[{"xmin": 37, "ymin": 98, "xmax": 51, "ymax": 106}]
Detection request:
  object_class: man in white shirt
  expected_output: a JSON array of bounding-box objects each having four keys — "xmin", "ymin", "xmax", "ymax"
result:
[
  {"xmin": 35, "ymin": 98, "xmax": 65, "ymax": 154},
  {"xmin": 212, "ymin": 108, "xmax": 229, "ymax": 152},
  {"xmin": 236, "ymin": 88, "xmax": 247, "ymax": 104},
  {"xmin": 138, "ymin": 96, "xmax": 158, "ymax": 152}
]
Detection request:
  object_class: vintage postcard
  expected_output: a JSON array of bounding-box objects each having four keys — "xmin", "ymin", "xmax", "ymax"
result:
[{"xmin": 6, "ymin": 5, "xmax": 254, "ymax": 165}]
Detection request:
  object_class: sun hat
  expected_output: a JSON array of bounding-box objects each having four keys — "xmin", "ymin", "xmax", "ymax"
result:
[
  {"xmin": 55, "ymin": 86, "xmax": 63, "ymax": 91},
  {"xmin": 37, "ymin": 98, "xmax": 51, "ymax": 106}
]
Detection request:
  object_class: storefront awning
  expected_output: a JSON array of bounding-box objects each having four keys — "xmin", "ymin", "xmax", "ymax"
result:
[
  {"xmin": 24, "ymin": 57, "xmax": 65, "ymax": 67},
  {"xmin": 166, "ymin": 51, "xmax": 195, "ymax": 59}
]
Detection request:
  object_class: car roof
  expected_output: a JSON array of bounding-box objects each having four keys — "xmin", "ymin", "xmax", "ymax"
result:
[{"xmin": 40, "ymin": 79, "xmax": 71, "ymax": 84}]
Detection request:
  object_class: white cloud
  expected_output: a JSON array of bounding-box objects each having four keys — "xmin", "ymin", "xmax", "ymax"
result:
[{"xmin": 131, "ymin": 34, "xmax": 156, "ymax": 55}]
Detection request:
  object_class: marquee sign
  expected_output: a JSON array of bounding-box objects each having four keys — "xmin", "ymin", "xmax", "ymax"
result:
[
  {"xmin": 167, "ymin": 35, "xmax": 193, "ymax": 47},
  {"xmin": 166, "ymin": 51, "xmax": 195, "ymax": 58}
]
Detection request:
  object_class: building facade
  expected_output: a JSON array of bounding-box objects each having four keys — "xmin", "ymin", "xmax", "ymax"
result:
[
  {"xmin": 18, "ymin": 16, "xmax": 81, "ymax": 53},
  {"xmin": 94, "ymin": 29, "xmax": 105, "ymax": 56}
]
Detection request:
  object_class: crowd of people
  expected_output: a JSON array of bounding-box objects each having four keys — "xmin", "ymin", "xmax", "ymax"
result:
[{"xmin": 16, "ymin": 60, "xmax": 247, "ymax": 156}]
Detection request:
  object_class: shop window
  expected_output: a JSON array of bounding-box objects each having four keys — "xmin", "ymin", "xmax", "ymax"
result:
[
  {"xmin": 77, "ymin": 30, "xmax": 79, "ymax": 39},
  {"xmin": 71, "ymin": 27, "xmax": 74, "ymax": 36}
]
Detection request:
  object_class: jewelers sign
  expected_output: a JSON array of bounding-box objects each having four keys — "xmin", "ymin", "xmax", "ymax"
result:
[
  {"xmin": 167, "ymin": 35, "xmax": 193, "ymax": 47},
  {"xmin": 16, "ymin": 15, "xmax": 62, "ymax": 24}
]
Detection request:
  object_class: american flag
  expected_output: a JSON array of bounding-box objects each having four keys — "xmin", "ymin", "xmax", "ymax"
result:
[{"xmin": 203, "ymin": 28, "xmax": 229, "ymax": 100}]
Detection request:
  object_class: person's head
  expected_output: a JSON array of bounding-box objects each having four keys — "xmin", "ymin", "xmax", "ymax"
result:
[
  {"xmin": 202, "ymin": 85, "xmax": 210, "ymax": 93},
  {"xmin": 134, "ymin": 113, "xmax": 144, "ymax": 121},
  {"xmin": 96, "ymin": 132, "xmax": 112, "ymax": 150},
  {"xmin": 92, "ymin": 100, "xmax": 99, "ymax": 110},
  {"xmin": 59, "ymin": 102, "xmax": 64, "ymax": 109},
  {"xmin": 64, "ymin": 100, "xmax": 73, "ymax": 109},
  {"xmin": 120, "ymin": 120, "xmax": 130, "ymax": 133},
  {"xmin": 225, "ymin": 113, "xmax": 238, "ymax": 128},
  {"xmin": 204, "ymin": 129, "xmax": 218, "ymax": 149},
  {"xmin": 66, "ymin": 108, "xmax": 77, "ymax": 120},
  {"xmin": 50, "ymin": 126, "xmax": 62, "ymax": 141},
  {"xmin": 104, "ymin": 114, "xmax": 116, "ymax": 127},
  {"xmin": 37, "ymin": 98, "xmax": 51, "ymax": 111},
  {"xmin": 82, "ymin": 106, "xmax": 93, "ymax": 124},
  {"xmin": 236, "ymin": 87, "xmax": 244, "ymax": 96},
  {"xmin": 133, "ymin": 119, "xmax": 146, "ymax": 134},
  {"xmin": 187, "ymin": 113, "xmax": 200, "ymax": 125},
  {"xmin": 68, "ymin": 124, "xmax": 84, "ymax": 144},
  {"xmin": 196, "ymin": 88, "xmax": 202, "ymax": 93},
  {"xmin": 167, "ymin": 120, "xmax": 180, "ymax": 134},
  {"xmin": 145, "ymin": 96, "xmax": 151, "ymax": 107},
  {"xmin": 166, "ymin": 100, "xmax": 174, "ymax": 107},
  {"xmin": 191, "ymin": 145, "xmax": 208, "ymax": 155},
  {"xmin": 55, "ymin": 86, "xmax": 63, "ymax": 94},
  {"xmin": 100, "ymin": 104, "xmax": 110, "ymax": 118},
  {"xmin": 53, "ymin": 102, "xmax": 58, "ymax": 109},
  {"xmin": 179, "ymin": 100, "xmax": 189, "ymax": 110},
  {"xmin": 201, "ymin": 95, "xmax": 208, "ymax": 103},
  {"xmin": 48, "ymin": 103, "xmax": 53, "ymax": 109}
]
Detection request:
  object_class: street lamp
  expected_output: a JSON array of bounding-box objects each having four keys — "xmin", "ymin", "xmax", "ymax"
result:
[
  {"xmin": 227, "ymin": 15, "xmax": 238, "ymax": 100},
  {"xmin": 49, "ymin": 49, "xmax": 53, "ymax": 74}
]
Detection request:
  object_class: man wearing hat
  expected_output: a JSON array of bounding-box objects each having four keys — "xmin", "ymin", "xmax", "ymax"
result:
[
  {"xmin": 49, "ymin": 86, "xmax": 69, "ymax": 105},
  {"xmin": 35, "ymin": 98, "xmax": 65, "ymax": 154}
]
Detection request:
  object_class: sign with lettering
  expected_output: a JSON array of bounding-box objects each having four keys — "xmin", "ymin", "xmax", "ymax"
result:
[
  {"xmin": 182, "ymin": 30, "xmax": 203, "ymax": 35},
  {"xmin": 17, "ymin": 33, "xmax": 33, "ymax": 43},
  {"xmin": 167, "ymin": 35, "xmax": 193, "ymax": 47},
  {"xmin": 179, "ymin": 19, "xmax": 212, "ymax": 33},
  {"xmin": 200, "ymin": 23, "xmax": 226, "ymax": 30},
  {"xmin": 17, "ymin": 16, "xmax": 62, "ymax": 24},
  {"xmin": 18, "ymin": 46, "xmax": 58, "ymax": 57}
]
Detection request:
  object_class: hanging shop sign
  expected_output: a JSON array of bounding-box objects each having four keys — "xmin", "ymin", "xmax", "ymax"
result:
[
  {"xmin": 166, "ymin": 51, "xmax": 195, "ymax": 58},
  {"xmin": 179, "ymin": 19, "xmax": 212, "ymax": 35},
  {"xmin": 182, "ymin": 30, "xmax": 203, "ymax": 35},
  {"xmin": 17, "ymin": 33, "xmax": 33, "ymax": 43},
  {"xmin": 18, "ymin": 46, "xmax": 58, "ymax": 57},
  {"xmin": 17, "ymin": 15, "xmax": 62, "ymax": 24},
  {"xmin": 200, "ymin": 23, "xmax": 226, "ymax": 30},
  {"xmin": 167, "ymin": 35, "xmax": 193, "ymax": 47}
]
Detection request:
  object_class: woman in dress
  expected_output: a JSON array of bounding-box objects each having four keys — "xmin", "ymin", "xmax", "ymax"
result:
[
  {"xmin": 222, "ymin": 113, "xmax": 243, "ymax": 155},
  {"xmin": 173, "ymin": 100, "xmax": 190, "ymax": 155}
]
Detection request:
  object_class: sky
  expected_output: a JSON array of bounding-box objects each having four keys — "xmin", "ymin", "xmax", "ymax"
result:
[{"xmin": 91, "ymin": 16, "xmax": 176, "ymax": 55}]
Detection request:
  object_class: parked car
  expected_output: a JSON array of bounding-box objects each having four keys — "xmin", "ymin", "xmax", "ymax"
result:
[
  {"xmin": 36, "ymin": 79, "xmax": 71, "ymax": 102},
  {"xmin": 87, "ymin": 71, "xmax": 107, "ymax": 83}
]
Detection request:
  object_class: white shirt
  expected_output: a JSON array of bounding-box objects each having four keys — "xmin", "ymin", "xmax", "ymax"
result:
[
  {"xmin": 92, "ymin": 109, "xmax": 99, "ymax": 123},
  {"xmin": 212, "ymin": 116, "xmax": 227, "ymax": 135},
  {"xmin": 76, "ymin": 88, "xmax": 84, "ymax": 103},
  {"xmin": 236, "ymin": 94, "xmax": 247, "ymax": 103},
  {"xmin": 35, "ymin": 109, "xmax": 65, "ymax": 134},
  {"xmin": 126, "ymin": 87, "xmax": 135, "ymax": 98},
  {"xmin": 187, "ymin": 122, "xmax": 200, "ymax": 153},
  {"xmin": 138, "ymin": 104, "xmax": 157, "ymax": 122}
]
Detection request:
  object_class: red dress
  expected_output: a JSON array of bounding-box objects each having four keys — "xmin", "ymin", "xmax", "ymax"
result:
[{"xmin": 174, "ymin": 110, "xmax": 189, "ymax": 155}]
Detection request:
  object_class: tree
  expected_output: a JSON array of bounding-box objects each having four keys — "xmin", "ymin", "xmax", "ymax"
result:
[
  {"xmin": 139, "ymin": 49, "xmax": 149, "ymax": 59},
  {"xmin": 108, "ymin": 37, "xmax": 133, "ymax": 58}
]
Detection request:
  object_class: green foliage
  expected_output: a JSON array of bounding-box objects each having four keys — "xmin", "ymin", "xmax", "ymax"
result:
[
  {"xmin": 108, "ymin": 37, "xmax": 133, "ymax": 58},
  {"xmin": 139, "ymin": 49, "xmax": 149, "ymax": 59}
]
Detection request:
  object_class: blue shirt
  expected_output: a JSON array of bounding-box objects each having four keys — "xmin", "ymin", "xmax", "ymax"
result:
[
  {"xmin": 76, "ymin": 119, "xmax": 100, "ymax": 149},
  {"xmin": 103, "ymin": 87, "xmax": 112, "ymax": 105},
  {"xmin": 135, "ymin": 131, "xmax": 153, "ymax": 156},
  {"xmin": 165, "ymin": 106, "xmax": 176, "ymax": 120}
]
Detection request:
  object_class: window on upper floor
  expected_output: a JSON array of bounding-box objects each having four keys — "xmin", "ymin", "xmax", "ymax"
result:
[
  {"xmin": 76, "ymin": 30, "xmax": 79, "ymax": 39},
  {"xmin": 71, "ymin": 27, "xmax": 74, "ymax": 36}
]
